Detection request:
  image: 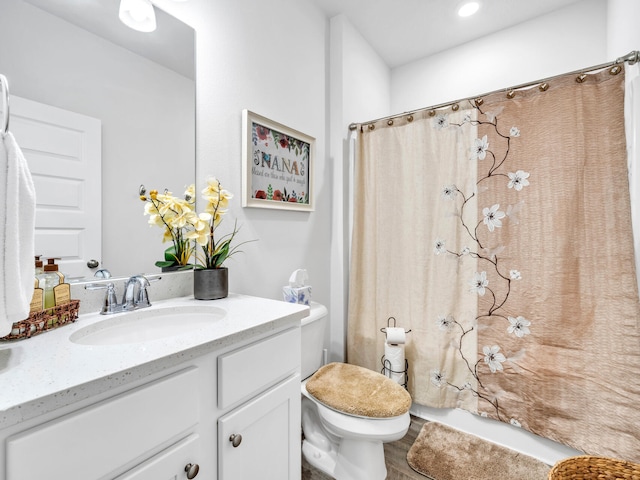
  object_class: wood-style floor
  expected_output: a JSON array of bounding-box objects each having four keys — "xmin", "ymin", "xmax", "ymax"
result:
[{"xmin": 301, "ymin": 416, "xmax": 426, "ymax": 480}]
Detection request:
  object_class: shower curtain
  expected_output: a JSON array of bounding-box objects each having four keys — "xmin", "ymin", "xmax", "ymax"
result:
[{"xmin": 348, "ymin": 67, "xmax": 640, "ymax": 460}]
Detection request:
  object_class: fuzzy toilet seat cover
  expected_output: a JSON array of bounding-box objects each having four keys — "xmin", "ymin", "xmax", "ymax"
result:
[{"xmin": 305, "ymin": 362, "xmax": 412, "ymax": 418}]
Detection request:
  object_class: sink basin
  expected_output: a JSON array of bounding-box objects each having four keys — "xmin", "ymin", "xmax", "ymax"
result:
[{"xmin": 69, "ymin": 305, "xmax": 227, "ymax": 346}]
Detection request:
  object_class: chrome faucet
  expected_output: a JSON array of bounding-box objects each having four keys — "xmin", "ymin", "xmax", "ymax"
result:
[
  {"xmin": 85, "ymin": 275, "xmax": 160, "ymax": 315},
  {"xmin": 122, "ymin": 275, "xmax": 152, "ymax": 310}
]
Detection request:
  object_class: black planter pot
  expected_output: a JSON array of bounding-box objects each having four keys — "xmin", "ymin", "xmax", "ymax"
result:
[{"xmin": 193, "ymin": 267, "xmax": 228, "ymax": 300}]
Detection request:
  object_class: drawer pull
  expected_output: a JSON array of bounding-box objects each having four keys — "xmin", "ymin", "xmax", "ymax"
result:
[
  {"xmin": 229, "ymin": 434, "xmax": 242, "ymax": 448},
  {"xmin": 184, "ymin": 463, "xmax": 200, "ymax": 479}
]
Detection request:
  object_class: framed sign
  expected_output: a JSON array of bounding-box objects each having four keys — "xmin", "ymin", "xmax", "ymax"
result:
[{"xmin": 242, "ymin": 109, "xmax": 315, "ymax": 211}]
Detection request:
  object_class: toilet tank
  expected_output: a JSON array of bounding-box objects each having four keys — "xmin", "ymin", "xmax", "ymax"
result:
[{"xmin": 301, "ymin": 302, "xmax": 328, "ymax": 380}]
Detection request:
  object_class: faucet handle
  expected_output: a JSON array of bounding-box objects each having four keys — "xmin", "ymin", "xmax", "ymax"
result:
[
  {"xmin": 140, "ymin": 275, "xmax": 161, "ymax": 308},
  {"xmin": 137, "ymin": 278, "xmax": 151, "ymax": 308},
  {"xmin": 85, "ymin": 282, "xmax": 118, "ymax": 314},
  {"xmin": 103, "ymin": 283, "xmax": 118, "ymax": 314}
]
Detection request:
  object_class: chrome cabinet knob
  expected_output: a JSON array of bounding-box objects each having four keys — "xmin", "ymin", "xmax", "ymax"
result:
[
  {"xmin": 229, "ymin": 433, "xmax": 242, "ymax": 447},
  {"xmin": 87, "ymin": 259, "xmax": 99, "ymax": 268},
  {"xmin": 184, "ymin": 463, "xmax": 199, "ymax": 479}
]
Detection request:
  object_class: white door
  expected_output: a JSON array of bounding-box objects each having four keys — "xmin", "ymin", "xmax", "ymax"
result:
[{"xmin": 10, "ymin": 96, "xmax": 101, "ymax": 279}]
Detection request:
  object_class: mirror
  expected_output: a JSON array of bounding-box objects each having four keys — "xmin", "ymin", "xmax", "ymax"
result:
[{"xmin": 0, "ymin": 0, "xmax": 195, "ymax": 280}]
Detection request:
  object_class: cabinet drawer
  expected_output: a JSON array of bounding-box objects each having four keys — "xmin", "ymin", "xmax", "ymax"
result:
[
  {"xmin": 115, "ymin": 434, "xmax": 201, "ymax": 480},
  {"xmin": 218, "ymin": 327, "xmax": 300, "ymax": 409},
  {"xmin": 6, "ymin": 368, "xmax": 199, "ymax": 480}
]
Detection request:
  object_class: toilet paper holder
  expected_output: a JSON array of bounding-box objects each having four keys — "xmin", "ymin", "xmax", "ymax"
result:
[
  {"xmin": 379, "ymin": 316, "xmax": 412, "ymax": 339},
  {"xmin": 380, "ymin": 317, "xmax": 410, "ymax": 389}
]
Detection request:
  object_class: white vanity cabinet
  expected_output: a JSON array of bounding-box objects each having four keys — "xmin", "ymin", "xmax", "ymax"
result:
[{"xmin": 0, "ymin": 318, "xmax": 302, "ymax": 480}]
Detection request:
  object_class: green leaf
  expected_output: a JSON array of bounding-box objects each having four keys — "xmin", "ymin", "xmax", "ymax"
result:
[
  {"xmin": 215, "ymin": 242, "xmax": 231, "ymax": 267},
  {"xmin": 164, "ymin": 245, "xmax": 177, "ymax": 262},
  {"xmin": 155, "ymin": 260, "xmax": 176, "ymax": 268}
]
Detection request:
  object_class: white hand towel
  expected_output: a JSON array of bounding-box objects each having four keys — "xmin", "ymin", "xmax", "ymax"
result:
[{"xmin": 0, "ymin": 131, "xmax": 36, "ymax": 335}]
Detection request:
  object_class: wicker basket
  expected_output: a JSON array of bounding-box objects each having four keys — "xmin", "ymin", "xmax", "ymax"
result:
[
  {"xmin": 548, "ymin": 455, "xmax": 640, "ymax": 480},
  {"xmin": 1, "ymin": 300, "xmax": 80, "ymax": 341}
]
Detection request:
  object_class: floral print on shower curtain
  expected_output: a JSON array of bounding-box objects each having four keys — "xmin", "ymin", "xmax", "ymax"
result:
[{"xmin": 348, "ymin": 67, "xmax": 640, "ymax": 461}]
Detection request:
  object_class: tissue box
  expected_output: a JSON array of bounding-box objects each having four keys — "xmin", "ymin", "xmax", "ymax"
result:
[{"xmin": 283, "ymin": 286, "xmax": 311, "ymax": 305}]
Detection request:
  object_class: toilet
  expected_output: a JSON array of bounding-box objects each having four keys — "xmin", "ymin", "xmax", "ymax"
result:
[{"xmin": 301, "ymin": 302, "xmax": 411, "ymax": 480}]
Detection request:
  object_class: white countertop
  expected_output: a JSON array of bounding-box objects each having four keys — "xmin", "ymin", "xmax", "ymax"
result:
[{"xmin": 0, "ymin": 294, "xmax": 309, "ymax": 428}]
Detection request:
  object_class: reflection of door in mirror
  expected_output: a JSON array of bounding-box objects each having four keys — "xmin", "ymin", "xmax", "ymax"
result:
[
  {"xmin": 11, "ymin": 96, "xmax": 101, "ymax": 280},
  {"xmin": 0, "ymin": 0, "xmax": 196, "ymax": 280}
]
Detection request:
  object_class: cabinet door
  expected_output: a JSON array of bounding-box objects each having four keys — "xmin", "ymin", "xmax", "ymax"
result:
[
  {"xmin": 115, "ymin": 434, "xmax": 201, "ymax": 480},
  {"xmin": 218, "ymin": 375, "xmax": 301, "ymax": 480}
]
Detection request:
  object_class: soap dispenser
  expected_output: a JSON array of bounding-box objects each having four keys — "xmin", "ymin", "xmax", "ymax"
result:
[
  {"xmin": 34, "ymin": 255, "xmax": 44, "ymax": 276},
  {"xmin": 29, "ymin": 256, "xmax": 45, "ymax": 313},
  {"xmin": 38, "ymin": 258, "xmax": 64, "ymax": 309}
]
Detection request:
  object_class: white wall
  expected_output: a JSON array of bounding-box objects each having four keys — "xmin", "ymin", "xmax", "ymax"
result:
[
  {"xmin": 606, "ymin": 0, "xmax": 640, "ymax": 57},
  {"xmin": 328, "ymin": 15, "xmax": 391, "ymax": 361},
  {"xmin": 391, "ymin": 0, "xmax": 608, "ymax": 113},
  {"xmin": 153, "ymin": 0, "xmax": 331, "ymax": 305}
]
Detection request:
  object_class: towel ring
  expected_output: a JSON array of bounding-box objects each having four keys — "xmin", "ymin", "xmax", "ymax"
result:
[{"xmin": 1, "ymin": 74, "xmax": 9, "ymax": 136}]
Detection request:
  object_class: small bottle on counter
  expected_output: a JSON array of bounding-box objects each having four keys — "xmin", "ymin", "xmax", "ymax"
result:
[
  {"xmin": 30, "ymin": 278, "xmax": 44, "ymax": 313},
  {"xmin": 29, "ymin": 256, "xmax": 46, "ymax": 313},
  {"xmin": 34, "ymin": 255, "xmax": 44, "ymax": 276},
  {"xmin": 38, "ymin": 258, "xmax": 65, "ymax": 309}
]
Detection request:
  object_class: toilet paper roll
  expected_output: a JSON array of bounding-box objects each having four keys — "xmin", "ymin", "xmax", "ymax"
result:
[
  {"xmin": 385, "ymin": 327, "xmax": 406, "ymax": 345},
  {"xmin": 384, "ymin": 343, "xmax": 405, "ymax": 385}
]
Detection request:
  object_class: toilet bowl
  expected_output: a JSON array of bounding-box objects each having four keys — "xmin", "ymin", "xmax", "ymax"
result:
[{"xmin": 301, "ymin": 303, "xmax": 411, "ymax": 480}]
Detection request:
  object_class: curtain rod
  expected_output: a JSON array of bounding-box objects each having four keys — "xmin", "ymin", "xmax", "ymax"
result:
[{"xmin": 348, "ymin": 50, "xmax": 639, "ymax": 131}]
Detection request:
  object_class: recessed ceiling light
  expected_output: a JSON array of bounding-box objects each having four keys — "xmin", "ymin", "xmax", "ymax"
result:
[
  {"xmin": 458, "ymin": 1, "xmax": 480, "ymax": 17},
  {"xmin": 119, "ymin": 0, "xmax": 156, "ymax": 32}
]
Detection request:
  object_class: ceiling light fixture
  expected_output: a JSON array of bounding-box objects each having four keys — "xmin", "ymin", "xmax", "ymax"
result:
[
  {"xmin": 457, "ymin": 1, "xmax": 480, "ymax": 17},
  {"xmin": 119, "ymin": 0, "xmax": 157, "ymax": 33}
]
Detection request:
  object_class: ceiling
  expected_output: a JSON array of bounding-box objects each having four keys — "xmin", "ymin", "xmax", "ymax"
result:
[
  {"xmin": 310, "ymin": 0, "xmax": 584, "ymax": 68},
  {"xmin": 24, "ymin": 0, "xmax": 195, "ymax": 78},
  {"xmin": 26, "ymin": 0, "xmax": 585, "ymax": 74}
]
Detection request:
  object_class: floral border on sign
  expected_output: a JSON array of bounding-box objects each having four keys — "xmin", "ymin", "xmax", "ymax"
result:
[{"xmin": 432, "ymin": 103, "xmax": 531, "ymax": 425}]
